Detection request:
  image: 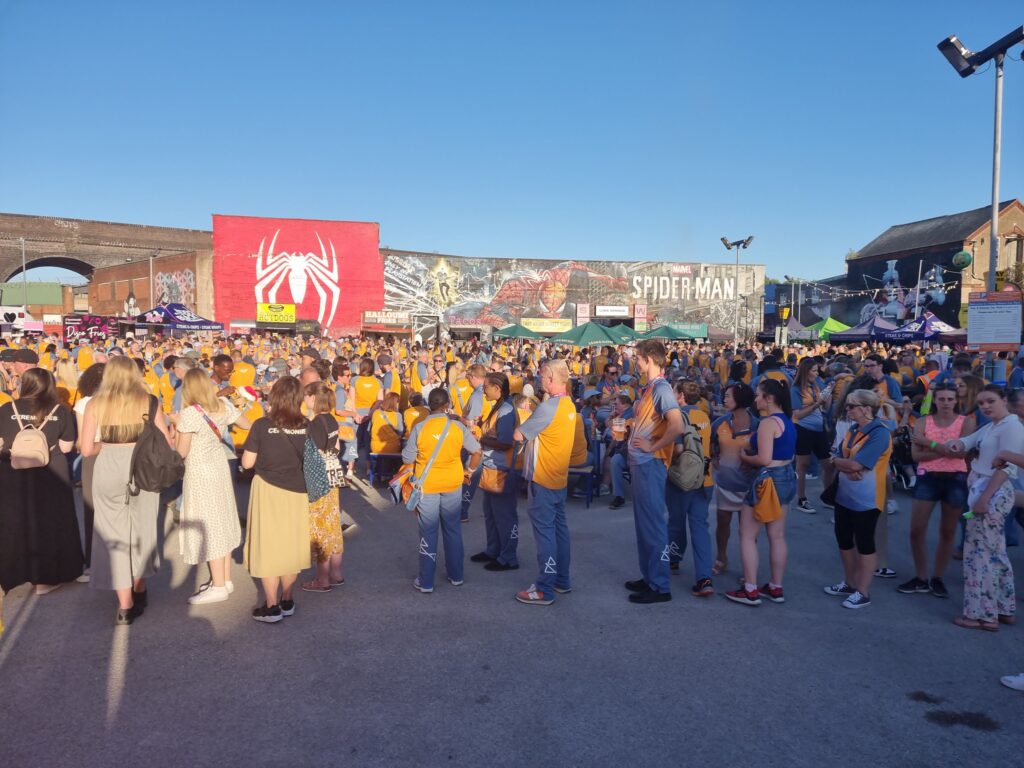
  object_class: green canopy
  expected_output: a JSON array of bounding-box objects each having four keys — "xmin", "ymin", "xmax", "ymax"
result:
[
  {"xmin": 607, "ymin": 323, "xmax": 637, "ymax": 342},
  {"xmin": 638, "ymin": 324, "xmax": 695, "ymax": 341},
  {"xmin": 492, "ymin": 323, "xmax": 542, "ymax": 340},
  {"xmin": 806, "ymin": 316, "xmax": 851, "ymax": 341},
  {"xmin": 550, "ymin": 321, "xmax": 621, "ymax": 347}
]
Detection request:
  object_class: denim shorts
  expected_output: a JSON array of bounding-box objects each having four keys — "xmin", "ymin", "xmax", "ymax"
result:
[
  {"xmin": 744, "ymin": 464, "xmax": 797, "ymax": 508},
  {"xmin": 912, "ymin": 471, "xmax": 968, "ymax": 507}
]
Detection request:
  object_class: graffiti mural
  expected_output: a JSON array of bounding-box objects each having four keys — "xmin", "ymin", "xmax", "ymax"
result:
[
  {"xmin": 382, "ymin": 251, "xmax": 764, "ymax": 333},
  {"xmin": 154, "ymin": 269, "xmax": 196, "ymax": 308}
]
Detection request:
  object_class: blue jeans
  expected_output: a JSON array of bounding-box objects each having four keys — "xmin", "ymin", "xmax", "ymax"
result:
[
  {"xmin": 666, "ymin": 484, "xmax": 713, "ymax": 581},
  {"xmin": 629, "ymin": 458, "xmax": 671, "ymax": 594},
  {"xmin": 744, "ymin": 465, "xmax": 797, "ymax": 508},
  {"xmin": 483, "ymin": 481, "xmax": 519, "ymax": 566},
  {"xmin": 340, "ymin": 439, "xmax": 358, "ymax": 465},
  {"xmin": 416, "ymin": 489, "xmax": 464, "ymax": 589},
  {"xmin": 526, "ymin": 482, "xmax": 570, "ymax": 598},
  {"xmin": 1005, "ymin": 507, "xmax": 1024, "ymax": 547},
  {"xmin": 461, "ymin": 459, "xmax": 481, "ymax": 519},
  {"xmin": 610, "ymin": 451, "xmax": 629, "ymax": 497}
]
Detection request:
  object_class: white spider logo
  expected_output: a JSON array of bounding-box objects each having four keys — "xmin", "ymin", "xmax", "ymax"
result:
[{"xmin": 254, "ymin": 230, "xmax": 341, "ymax": 328}]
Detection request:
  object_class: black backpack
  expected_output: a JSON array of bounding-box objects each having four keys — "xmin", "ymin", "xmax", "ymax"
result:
[{"xmin": 129, "ymin": 396, "xmax": 185, "ymax": 495}]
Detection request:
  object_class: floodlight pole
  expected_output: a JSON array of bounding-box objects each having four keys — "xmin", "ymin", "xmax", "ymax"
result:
[
  {"xmin": 733, "ymin": 243, "xmax": 741, "ymax": 345},
  {"xmin": 988, "ymin": 53, "xmax": 1004, "ymax": 291}
]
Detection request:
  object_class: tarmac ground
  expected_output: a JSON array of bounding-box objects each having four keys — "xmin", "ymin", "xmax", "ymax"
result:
[{"xmin": 2, "ymin": 473, "xmax": 1023, "ymax": 767}]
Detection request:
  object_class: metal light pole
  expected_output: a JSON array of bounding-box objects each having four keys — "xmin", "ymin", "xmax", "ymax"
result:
[
  {"xmin": 150, "ymin": 250, "xmax": 157, "ymax": 306},
  {"xmin": 989, "ymin": 53, "xmax": 1004, "ymax": 291},
  {"xmin": 721, "ymin": 236, "xmax": 754, "ymax": 345},
  {"xmin": 938, "ymin": 26, "xmax": 1023, "ymax": 291}
]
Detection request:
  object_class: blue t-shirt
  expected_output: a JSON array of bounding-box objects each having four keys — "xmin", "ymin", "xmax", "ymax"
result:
[
  {"xmin": 790, "ymin": 384, "xmax": 825, "ymax": 432},
  {"xmin": 834, "ymin": 420, "xmax": 891, "ymax": 512}
]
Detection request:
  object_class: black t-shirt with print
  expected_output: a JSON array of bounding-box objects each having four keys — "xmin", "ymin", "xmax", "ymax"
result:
[
  {"xmin": 242, "ymin": 416, "xmax": 307, "ymax": 494},
  {"xmin": 0, "ymin": 401, "xmax": 77, "ymax": 481},
  {"xmin": 308, "ymin": 413, "xmax": 339, "ymax": 453}
]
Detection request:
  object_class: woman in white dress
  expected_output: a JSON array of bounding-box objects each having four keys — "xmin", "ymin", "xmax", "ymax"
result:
[{"xmin": 175, "ymin": 369, "xmax": 250, "ymax": 605}]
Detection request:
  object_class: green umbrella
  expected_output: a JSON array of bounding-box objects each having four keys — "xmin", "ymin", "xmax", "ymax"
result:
[
  {"xmin": 607, "ymin": 323, "xmax": 637, "ymax": 342},
  {"xmin": 492, "ymin": 323, "xmax": 542, "ymax": 340},
  {"xmin": 638, "ymin": 324, "xmax": 695, "ymax": 341},
  {"xmin": 550, "ymin": 321, "xmax": 621, "ymax": 347}
]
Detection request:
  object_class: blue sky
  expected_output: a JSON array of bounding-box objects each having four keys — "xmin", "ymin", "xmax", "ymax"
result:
[{"xmin": 0, "ymin": 1, "xmax": 1020, "ymax": 285}]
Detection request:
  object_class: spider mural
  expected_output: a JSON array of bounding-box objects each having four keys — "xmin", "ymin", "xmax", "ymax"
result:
[{"xmin": 254, "ymin": 230, "xmax": 341, "ymax": 328}]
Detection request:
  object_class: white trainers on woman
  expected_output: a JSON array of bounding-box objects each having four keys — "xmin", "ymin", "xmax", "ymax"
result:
[{"xmin": 189, "ymin": 585, "xmax": 229, "ymax": 605}]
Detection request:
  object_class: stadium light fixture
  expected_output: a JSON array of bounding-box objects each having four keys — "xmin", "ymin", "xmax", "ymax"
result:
[{"xmin": 722, "ymin": 236, "xmax": 754, "ymax": 345}]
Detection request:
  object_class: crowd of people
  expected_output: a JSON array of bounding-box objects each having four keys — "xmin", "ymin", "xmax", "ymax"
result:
[{"xmin": 1, "ymin": 328, "xmax": 1023, "ymax": 689}]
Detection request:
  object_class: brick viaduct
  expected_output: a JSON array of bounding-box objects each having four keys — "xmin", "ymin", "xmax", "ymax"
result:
[{"xmin": 0, "ymin": 212, "xmax": 212, "ymax": 282}]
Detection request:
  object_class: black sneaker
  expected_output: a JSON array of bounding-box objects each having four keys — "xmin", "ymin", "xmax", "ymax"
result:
[
  {"xmin": 629, "ymin": 589, "xmax": 671, "ymax": 604},
  {"xmin": 897, "ymin": 577, "xmax": 930, "ymax": 594},
  {"xmin": 280, "ymin": 599, "xmax": 296, "ymax": 616},
  {"xmin": 483, "ymin": 560, "xmax": 519, "ymax": 572},
  {"xmin": 252, "ymin": 605, "xmax": 283, "ymax": 623},
  {"xmin": 115, "ymin": 604, "xmax": 144, "ymax": 626},
  {"xmin": 624, "ymin": 578, "xmax": 649, "ymax": 592},
  {"xmin": 873, "ymin": 568, "xmax": 896, "ymax": 579},
  {"xmin": 470, "ymin": 551, "xmax": 496, "ymax": 563},
  {"xmin": 609, "ymin": 496, "xmax": 626, "ymax": 509},
  {"xmin": 796, "ymin": 498, "xmax": 816, "ymax": 514},
  {"xmin": 929, "ymin": 577, "xmax": 950, "ymax": 599},
  {"xmin": 823, "ymin": 580, "xmax": 855, "ymax": 597}
]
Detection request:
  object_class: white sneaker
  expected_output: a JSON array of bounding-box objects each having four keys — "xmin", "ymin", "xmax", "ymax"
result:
[
  {"xmin": 225, "ymin": 580, "xmax": 235, "ymax": 594},
  {"xmin": 189, "ymin": 585, "xmax": 229, "ymax": 605},
  {"xmin": 886, "ymin": 499, "xmax": 899, "ymax": 515},
  {"xmin": 76, "ymin": 567, "xmax": 91, "ymax": 583},
  {"xmin": 1000, "ymin": 673, "xmax": 1024, "ymax": 692}
]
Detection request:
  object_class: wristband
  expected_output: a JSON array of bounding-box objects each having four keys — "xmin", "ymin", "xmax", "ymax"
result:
[{"xmin": 929, "ymin": 441, "xmax": 938, "ymax": 450}]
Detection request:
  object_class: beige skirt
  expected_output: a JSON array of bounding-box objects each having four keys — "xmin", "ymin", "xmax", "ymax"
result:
[{"xmin": 243, "ymin": 476, "xmax": 311, "ymax": 578}]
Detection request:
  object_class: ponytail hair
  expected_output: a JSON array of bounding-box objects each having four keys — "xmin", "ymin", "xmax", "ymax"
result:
[{"xmin": 757, "ymin": 378, "xmax": 791, "ymax": 418}]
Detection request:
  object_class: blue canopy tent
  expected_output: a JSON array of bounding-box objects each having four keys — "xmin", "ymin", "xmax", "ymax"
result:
[
  {"xmin": 828, "ymin": 315, "xmax": 899, "ymax": 344},
  {"xmin": 877, "ymin": 312, "xmax": 959, "ymax": 344},
  {"xmin": 135, "ymin": 303, "xmax": 224, "ymax": 333}
]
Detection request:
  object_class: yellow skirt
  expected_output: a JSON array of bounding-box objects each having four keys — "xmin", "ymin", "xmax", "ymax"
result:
[
  {"xmin": 309, "ymin": 489, "xmax": 344, "ymax": 562},
  {"xmin": 244, "ymin": 476, "xmax": 311, "ymax": 578}
]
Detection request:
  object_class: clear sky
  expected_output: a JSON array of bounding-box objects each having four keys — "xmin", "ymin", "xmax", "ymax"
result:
[{"xmin": 0, "ymin": 1, "xmax": 1020, "ymax": 284}]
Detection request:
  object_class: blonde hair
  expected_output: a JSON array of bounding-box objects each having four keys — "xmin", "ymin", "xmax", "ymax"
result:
[
  {"xmin": 181, "ymin": 368, "xmax": 222, "ymax": 414},
  {"xmin": 54, "ymin": 359, "xmax": 79, "ymax": 390},
  {"xmin": 541, "ymin": 359, "xmax": 570, "ymax": 385},
  {"xmin": 93, "ymin": 356, "xmax": 151, "ymax": 438},
  {"xmin": 846, "ymin": 388, "xmax": 881, "ymax": 416},
  {"xmin": 447, "ymin": 361, "xmax": 466, "ymax": 388}
]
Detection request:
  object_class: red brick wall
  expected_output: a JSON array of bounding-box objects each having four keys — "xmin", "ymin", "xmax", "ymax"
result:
[{"xmin": 89, "ymin": 252, "xmax": 199, "ymax": 315}]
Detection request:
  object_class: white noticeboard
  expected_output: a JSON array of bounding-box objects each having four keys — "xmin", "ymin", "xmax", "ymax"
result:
[{"xmin": 967, "ymin": 291, "xmax": 1022, "ymax": 352}]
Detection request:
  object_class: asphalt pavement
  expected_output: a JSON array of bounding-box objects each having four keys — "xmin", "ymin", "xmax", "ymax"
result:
[{"xmin": 2, "ymin": 475, "xmax": 1023, "ymax": 768}]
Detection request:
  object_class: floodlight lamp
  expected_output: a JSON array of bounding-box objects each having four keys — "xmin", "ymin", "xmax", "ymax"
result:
[
  {"xmin": 937, "ymin": 35, "xmax": 977, "ymax": 78},
  {"xmin": 742, "ymin": 236, "xmax": 754, "ymax": 249},
  {"xmin": 720, "ymin": 237, "xmax": 732, "ymax": 249}
]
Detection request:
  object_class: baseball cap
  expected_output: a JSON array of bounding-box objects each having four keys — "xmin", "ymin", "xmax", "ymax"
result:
[
  {"xmin": 583, "ymin": 388, "xmax": 600, "ymax": 400},
  {"xmin": 238, "ymin": 385, "xmax": 258, "ymax": 402},
  {"xmin": 13, "ymin": 349, "xmax": 39, "ymax": 364},
  {"xmin": 299, "ymin": 347, "xmax": 321, "ymax": 360}
]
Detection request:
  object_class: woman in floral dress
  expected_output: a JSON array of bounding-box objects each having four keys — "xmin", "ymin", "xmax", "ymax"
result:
[
  {"xmin": 301, "ymin": 381, "xmax": 345, "ymax": 593},
  {"xmin": 947, "ymin": 385, "xmax": 1024, "ymax": 631}
]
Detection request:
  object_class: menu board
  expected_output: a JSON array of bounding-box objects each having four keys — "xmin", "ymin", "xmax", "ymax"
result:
[{"xmin": 967, "ymin": 291, "xmax": 1022, "ymax": 352}]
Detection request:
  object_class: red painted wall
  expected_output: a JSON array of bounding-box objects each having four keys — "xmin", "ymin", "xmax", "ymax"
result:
[{"xmin": 212, "ymin": 214, "xmax": 382, "ymax": 334}]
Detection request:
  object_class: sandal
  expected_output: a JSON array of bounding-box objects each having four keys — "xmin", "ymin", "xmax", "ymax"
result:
[
  {"xmin": 712, "ymin": 560, "xmax": 727, "ymax": 576},
  {"xmin": 330, "ymin": 578, "xmax": 346, "ymax": 587},
  {"xmin": 953, "ymin": 616, "xmax": 999, "ymax": 632},
  {"xmin": 300, "ymin": 580, "xmax": 331, "ymax": 593}
]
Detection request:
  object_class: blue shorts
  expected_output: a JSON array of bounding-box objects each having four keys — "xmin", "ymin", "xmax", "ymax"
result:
[
  {"xmin": 744, "ymin": 464, "xmax": 796, "ymax": 508},
  {"xmin": 912, "ymin": 471, "xmax": 968, "ymax": 508}
]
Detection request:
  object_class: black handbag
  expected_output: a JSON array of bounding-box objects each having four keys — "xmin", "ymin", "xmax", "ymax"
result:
[{"xmin": 820, "ymin": 477, "xmax": 839, "ymax": 507}]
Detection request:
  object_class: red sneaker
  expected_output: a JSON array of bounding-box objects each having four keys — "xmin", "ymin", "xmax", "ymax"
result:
[
  {"xmin": 759, "ymin": 583, "xmax": 785, "ymax": 603},
  {"xmin": 724, "ymin": 586, "xmax": 761, "ymax": 606}
]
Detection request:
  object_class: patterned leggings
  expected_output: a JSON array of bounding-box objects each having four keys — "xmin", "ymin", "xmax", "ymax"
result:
[{"xmin": 962, "ymin": 480, "xmax": 1016, "ymax": 622}]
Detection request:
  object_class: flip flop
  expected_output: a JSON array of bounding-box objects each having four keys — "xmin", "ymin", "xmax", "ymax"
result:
[
  {"xmin": 953, "ymin": 616, "xmax": 999, "ymax": 632},
  {"xmin": 301, "ymin": 581, "xmax": 331, "ymax": 593}
]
